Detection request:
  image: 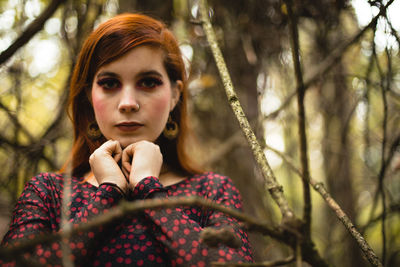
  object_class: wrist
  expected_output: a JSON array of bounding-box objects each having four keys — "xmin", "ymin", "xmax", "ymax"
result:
[
  {"xmin": 99, "ymin": 182, "xmax": 128, "ymax": 198},
  {"xmin": 129, "ymin": 172, "xmax": 159, "ymax": 187}
]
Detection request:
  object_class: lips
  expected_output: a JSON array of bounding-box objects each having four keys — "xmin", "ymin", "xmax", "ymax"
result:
[{"xmin": 115, "ymin": 121, "xmax": 143, "ymax": 132}]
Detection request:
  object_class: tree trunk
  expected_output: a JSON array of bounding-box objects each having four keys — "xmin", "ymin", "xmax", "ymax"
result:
[{"xmin": 317, "ymin": 43, "xmax": 366, "ymax": 267}]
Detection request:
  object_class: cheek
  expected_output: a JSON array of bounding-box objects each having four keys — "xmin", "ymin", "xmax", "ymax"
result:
[
  {"xmin": 155, "ymin": 97, "xmax": 169, "ymax": 112},
  {"xmin": 91, "ymin": 91, "xmax": 107, "ymax": 121},
  {"xmin": 150, "ymin": 94, "xmax": 171, "ymax": 119}
]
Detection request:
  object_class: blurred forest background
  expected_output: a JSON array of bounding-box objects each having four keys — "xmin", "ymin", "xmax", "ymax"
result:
[{"xmin": 0, "ymin": 0, "xmax": 399, "ymax": 266}]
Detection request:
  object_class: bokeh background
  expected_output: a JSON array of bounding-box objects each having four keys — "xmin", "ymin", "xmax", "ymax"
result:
[{"xmin": 0, "ymin": 0, "xmax": 399, "ymax": 266}]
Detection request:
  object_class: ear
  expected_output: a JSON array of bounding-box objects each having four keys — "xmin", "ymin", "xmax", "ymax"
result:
[{"xmin": 170, "ymin": 80, "xmax": 182, "ymax": 111}]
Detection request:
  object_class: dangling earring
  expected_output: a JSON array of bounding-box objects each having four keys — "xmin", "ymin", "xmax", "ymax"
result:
[
  {"xmin": 163, "ymin": 115, "xmax": 179, "ymax": 140},
  {"xmin": 87, "ymin": 121, "xmax": 102, "ymax": 140}
]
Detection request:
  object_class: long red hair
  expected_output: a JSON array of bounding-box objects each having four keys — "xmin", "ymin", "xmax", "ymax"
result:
[{"xmin": 64, "ymin": 13, "xmax": 200, "ymax": 177}]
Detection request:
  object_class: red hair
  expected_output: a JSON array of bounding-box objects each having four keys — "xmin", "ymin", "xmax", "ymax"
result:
[{"xmin": 64, "ymin": 13, "xmax": 200, "ymax": 177}]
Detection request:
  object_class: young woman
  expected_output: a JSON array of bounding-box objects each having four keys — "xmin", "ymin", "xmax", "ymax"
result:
[{"xmin": 1, "ymin": 13, "xmax": 253, "ymax": 266}]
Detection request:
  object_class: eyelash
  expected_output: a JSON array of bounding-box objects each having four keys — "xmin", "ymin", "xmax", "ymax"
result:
[
  {"xmin": 97, "ymin": 78, "xmax": 121, "ymax": 90},
  {"xmin": 137, "ymin": 77, "xmax": 163, "ymax": 89},
  {"xmin": 96, "ymin": 77, "xmax": 163, "ymax": 90}
]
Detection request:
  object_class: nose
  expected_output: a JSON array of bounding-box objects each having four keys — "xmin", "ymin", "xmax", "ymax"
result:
[{"xmin": 118, "ymin": 87, "xmax": 140, "ymax": 113}]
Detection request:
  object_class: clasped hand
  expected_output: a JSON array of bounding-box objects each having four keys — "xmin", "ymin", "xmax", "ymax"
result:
[{"xmin": 89, "ymin": 140, "xmax": 163, "ymax": 193}]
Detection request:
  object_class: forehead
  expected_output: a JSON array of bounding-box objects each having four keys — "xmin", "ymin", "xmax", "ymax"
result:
[{"xmin": 96, "ymin": 45, "xmax": 166, "ymax": 75}]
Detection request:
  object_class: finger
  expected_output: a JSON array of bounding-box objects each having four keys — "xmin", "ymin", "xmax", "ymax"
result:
[
  {"xmin": 102, "ymin": 140, "xmax": 122, "ymax": 162},
  {"xmin": 122, "ymin": 144, "xmax": 134, "ymax": 173},
  {"xmin": 98, "ymin": 140, "xmax": 118, "ymax": 155},
  {"xmin": 112, "ymin": 141, "xmax": 123, "ymax": 162},
  {"xmin": 122, "ymin": 165, "xmax": 130, "ymax": 180},
  {"xmin": 122, "ymin": 159, "xmax": 131, "ymax": 174}
]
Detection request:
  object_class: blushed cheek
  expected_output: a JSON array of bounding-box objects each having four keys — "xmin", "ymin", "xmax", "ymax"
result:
[
  {"xmin": 152, "ymin": 95, "xmax": 171, "ymax": 118},
  {"xmin": 91, "ymin": 92, "xmax": 106, "ymax": 121}
]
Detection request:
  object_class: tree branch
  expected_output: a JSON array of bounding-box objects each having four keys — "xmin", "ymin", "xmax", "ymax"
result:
[
  {"xmin": 264, "ymin": 145, "xmax": 383, "ymax": 267},
  {"xmin": 376, "ymin": 45, "xmax": 390, "ymax": 266},
  {"xmin": 0, "ymin": 196, "xmax": 282, "ymax": 261},
  {"xmin": 211, "ymin": 256, "xmax": 295, "ymax": 267},
  {"xmin": 265, "ymin": 0, "xmax": 395, "ymax": 129},
  {"xmin": 198, "ymin": 0, "xmax": 295, "ymax": 223},
  {"xmin": 61, "ymin": 175, "xmax": 73, "ymax": 267},
  {"xmin": 198, "ymin": 2, "xmax": 332, "ymax": 266},
  {"xmin": 283, "ymin": 0, "xmax": 312, "ymax": 237},
  {"xmin": 0, "ymin": 0, "xmax": 67, "ymax": 65},
  {"xmin": 361, "ymin": 202, "xmax": 400, "ymax": 233},
  {"xmin": 302, "ymin": 0, "xmax": 395, "ymax": 90},
  {"xmin": 0, "ymin": 101, "xmax": 35, "ymax": 142}
]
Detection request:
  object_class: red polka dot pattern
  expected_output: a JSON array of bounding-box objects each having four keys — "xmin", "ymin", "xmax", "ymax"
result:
[{"xmin": 1, "ymin": 172, "xmax": 253, "ymax": 266}]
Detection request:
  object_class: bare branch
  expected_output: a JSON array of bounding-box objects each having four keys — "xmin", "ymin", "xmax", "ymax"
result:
[
  {"xmin": 264, "ymin": 91, "xmax": 296, "ymax": 120},
  {"xmin": 265, "ymin": 0, "xmax": 396, "ymax": 127},
  {"xmin": 61, "ymin": 175, "xmax": 73, "ymax": 267},
  {"xmin": 198, "ymin": 0, "xmax": 295, "ymax": 222},
  {"xmin": 283, "ymin": 0, "xmax": 312, "ymax": 237},
  {"xmin": 361, "ymin": 202, "xmax": 400, "ymax": 232},
  {"xmin": 211, "ymin": 256, "xmax": 295, "ymax": 267},
  {"xmin": 0, "ymin": 0, "xmax": 67, "ymax": 65},
  {"xmin": 0, "ymin": 101, "xmax": 35, "ymax": 142},
  {"xmin": 375, "ymin": 45, "xmax": 391, "ymax": 266},
  {"xmin": 0, "ymin": 196, "xmax": 281, "ymax": 261},
  {"xmin": 303, "ymin": 0, "xmax": 395, "ymax": 90},
  {"xmin": 264, "ymin": 145, "xmax": 383, "ymax": 267}
]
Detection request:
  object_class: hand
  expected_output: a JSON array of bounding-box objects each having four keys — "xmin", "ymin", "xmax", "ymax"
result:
[
  {"xmin": 121, "ymin": 140, "xmax": 163, "ymax": 189},
  {"xmin": 89, "ymin": 140, "xmax": 128, "ymax": 192}
]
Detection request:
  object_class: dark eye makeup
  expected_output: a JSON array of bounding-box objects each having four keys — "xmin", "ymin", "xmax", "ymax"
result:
[
  {"xmin": 95, "ymin": 74, "xmax": 163, "ymax": 91},
  {"xmin": 137, "ymin": 77, "xmax": 163, "ymax": 89},
  {"xmin": 97, "ymin": 78, "xmax": 121, "ymax": 90}
]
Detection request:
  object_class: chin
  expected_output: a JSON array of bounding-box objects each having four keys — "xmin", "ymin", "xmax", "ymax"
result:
[
  {"xmin": 119, "ymin": 139, "xmax": 139, "ymax": 148},
  {"xmin": 117, "ymin": 136, "xmax": 157, "ymax": 148}
]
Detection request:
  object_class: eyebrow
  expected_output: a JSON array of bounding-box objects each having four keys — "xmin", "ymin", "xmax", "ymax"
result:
[
  {"xmin": 96, "ymin": 71, "xmax": 119, "ymax": 79},
  {"xmin": 95, "ymin": 70, "xmax": 163, "ymax": 79},
  {"xmin": 137, "ymin": 70, "xmax": 163, "ymax": 78}
]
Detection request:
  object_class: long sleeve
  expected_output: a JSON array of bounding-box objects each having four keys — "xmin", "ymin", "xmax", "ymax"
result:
[
  {"xmin": 130, "ymin": 173, "xmax": 253, "ymax": 266},
  {"xmin": 1, "ymin": 172, "xmax": 254, "ymax": 267},
  {"xmin": 1, "ymin": 173, "xmax": 124, "ymax": 266}
]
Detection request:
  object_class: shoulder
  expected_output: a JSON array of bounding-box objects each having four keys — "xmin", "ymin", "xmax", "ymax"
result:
[
  {"xmin": 191, "ymin": 172, "xmax": 237, "ymax": 188},
  {"xmin": 188, "ymin": 172, "xmax": 241, "ymax": 197},
  {"xmin": 29, "ymin": 172, "xmax": 64, "ymax": 184},
  {"xmin": 28, "ymin": 172, "xmax": 66, "ymax": 187},
  {"xmin": 192, "ymin": 172, "xmax": 243, "ymax": 209}
]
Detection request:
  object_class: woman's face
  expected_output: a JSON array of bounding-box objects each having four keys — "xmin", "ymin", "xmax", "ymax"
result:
[{"xmin": 91, "ymin": 45, "xmax": 181, "ymax": 148}]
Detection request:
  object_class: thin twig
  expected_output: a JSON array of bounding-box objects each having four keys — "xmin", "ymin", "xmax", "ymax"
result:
[
  {"xmin": 211, "ymin": 256, "xmax": 295, "ymax": 267},
  {"xmin": 362, "ymin": 36, "xmax": 376, "ymax": 173},
  {"xmin": 361, "ymin": 203, "xmax": 400, "ymax": 233},
  {"xmin": 0, "ymin": 101, "xmax": 35, "ymax": 142},
  {"xmin": 302, "ymin": 0, "xmax": 395, "ymax": 90},
  {"xmin": 264, "ymin": 91, "xmax": 296, "ymax": 120},
  {"xmin": 61, "ymin": 173, "xmax": 73, "ymax": 267},
  {"xmin": 376, "ymin": 46, "xmax": 391, "ymax": 266},
  {"xmin": 369, "ymin": 35, "xmax": 388, "ymax": 266},
  {"xmin": 264, "ymin": 145, "xmax": 383, "ymax": 267},
  {"xmin": 265, "ymin": 0, "xmax": 395, "ymax": 127},
  {"xmin": 283, "ymin": 0, "xmax": 312, "ymax": 237}
]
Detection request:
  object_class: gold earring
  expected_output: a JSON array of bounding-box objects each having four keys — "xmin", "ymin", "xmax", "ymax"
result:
[
  {"xmin": 87, "ymin": 121, "xmax": 102, "ymax": 140},
  {"xmin": 163, "ymin": 115, "xmax": 179, "ymax": 140}
]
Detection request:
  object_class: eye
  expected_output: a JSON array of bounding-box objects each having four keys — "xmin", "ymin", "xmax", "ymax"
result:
[
  {"xmin": 137, "ymin": 77, "xmax": 163, "ymax": 89},
  {"xmin": 97, "ymin": 78, "xmax": 121, "ymax": 90}
]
